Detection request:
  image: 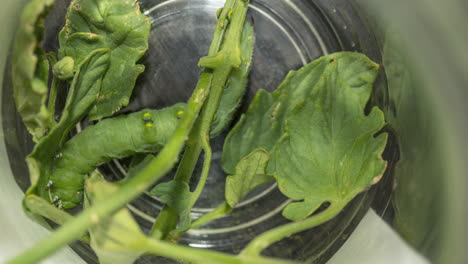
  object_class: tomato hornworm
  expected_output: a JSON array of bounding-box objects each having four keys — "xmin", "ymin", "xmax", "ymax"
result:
[{"xmin": 47, "ymin": 103, "xmax": 186, "ymax": 209}]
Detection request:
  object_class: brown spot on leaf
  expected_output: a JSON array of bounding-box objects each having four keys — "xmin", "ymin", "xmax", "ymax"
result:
[{"xmin": 371, "ymin": 161, "xmax": 388, "ymax": 185}]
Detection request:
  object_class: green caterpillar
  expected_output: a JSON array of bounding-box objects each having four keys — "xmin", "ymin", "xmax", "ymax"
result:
[{"xmin": 46, "ymin": 103, "xmax": 186, "ymax": 209}]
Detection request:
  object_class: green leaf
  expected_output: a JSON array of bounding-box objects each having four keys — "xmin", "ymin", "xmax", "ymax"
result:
[
  {"xmin": 272, "ymin": 52, "xmax": 387, "ymax": 221},
  {"xmin": 59, "ymin": 0, "xmax": 152, "ymax": 120},
  {"xmin": 25, "ymin": 49, "xmax": 110, "ymax": 211},
  {"xmin": 225, "ymin": 149, "xmax": 272, "ymax": 208},
  {"xmin": 222, "ymin": 90, "xmax": 279, "ymax": 174},
  {"xmin": 150, "ymin": 181, "xmax": 193, "ymax": 232},
  {"xmin": 210, "ymin": 21, "xmax": 255, "ymax": 137},
  {"xmin": 222, "ymin": 53, "xmax": 335, "ymax": 174},
  {"xmin": 12, "ymin": 0, "xmax": 55, "ymax": 140},
  {"xmin": 85, "ymin": 174, "xmax": 146, "ymax": 264}
]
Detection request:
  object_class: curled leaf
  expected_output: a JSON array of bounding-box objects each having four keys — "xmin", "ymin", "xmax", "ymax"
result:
[
  {"xmin": 25, "ymin": 49, "xmax": 110, "ymax": 213},
  {"xmin": 12, "ymin": 0, "xmax": 55, "ymax": 140}
]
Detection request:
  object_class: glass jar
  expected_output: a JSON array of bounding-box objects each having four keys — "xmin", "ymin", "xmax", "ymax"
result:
[{"xmin": 0, "ymin": 0, "xmax": 466, "ymax": 263}]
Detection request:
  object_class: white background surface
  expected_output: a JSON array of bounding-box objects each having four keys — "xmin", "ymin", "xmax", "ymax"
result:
[{"xmin": 327, "ymin": 210, "xmax": 429, "ymax": 264}]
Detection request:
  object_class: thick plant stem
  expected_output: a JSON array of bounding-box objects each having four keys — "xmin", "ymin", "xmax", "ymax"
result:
[
  {"xmin": 140, "ymin": 238, "xmax": 301, "ymax": 264},
  {"xmin": 174, "ymin": 121, "xmax": 204, "ymax": 182},
  {"xmin": 149, "ymin": 206, "xmax": 178, "ymax": 240},
  {"xmin": 148, "ymin": 72, "xmax": 211, "ymax": 240},
  {"xmin": 191, "ymin": 201, "xmax": 232, "ymax": 229},
  {"xmin": 240, "ymin": 202, "xmax": 346, "ymax": 257},
  {"xmin": 150, "ymin": 0, "xmax": 249, "ymax": 240},
  {"xmin": 5, "ymin": 72, "xmax": 211, "ymax": 264},
  {"xmin": 149, "ymin": 69, "xmax": 233, "ymax": 240},
  {"xmin": 166, "ymin": 74, "xmax": 229, "ymax": 241},
  {"xmin": 24, "ymin": 195, "xmax": 90, "ymax": 244},
  {"xmin": 190, "ymin": 135, "xmax": 212, "ymax": 204},
  {"xmin": 186, "ymin": 68, "xmax": 236, "ymax": 206},
  {"xmin": 150, "ymin": 66, "xmax": 237, "ymax": 240}
]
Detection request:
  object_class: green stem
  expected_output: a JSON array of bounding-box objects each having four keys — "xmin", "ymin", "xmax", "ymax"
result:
[
  {"xmin": 174, "ymin": 118, "xmax": 204, "ymax": 183},
  {"xmin": 140, "ymin": 237, "xmax": 301, "ymax": 264},
  {"xmin": 190, "ymin": 134, "xmax": 212, "ymax": 204},
  {"xmin": 240, "ymin": 202, "xmax": 346, "ymax": 257},
  {"xmin": 24, "ymin": 195, "xmax": 90, "ymax": 244},
  {"xmin": 150, "ymin": 0, "xmax": 249, "ymax": 240},
  {"xmin": 6, "ymin": 69, "xmax": 211, "ymax": 264},
  {"xmin": 207, "ymin": 0, "xmax": 238, "ymax": 56},
  {"xmin": 151, "ymin": 65, "xmax": 236, "ymax": 240},
  {"xmin": 305, "ymin": 196, "xmax": 366, "ymax": 263},
  {"xmin": 148, "ymin": 72, "xmax": 211, "ymax": 240},
  {"xmin": 46, "ymin": 52, "xmax": 59, "ymax": 126},
  {"xmin": 185, "ymin": 66, "xmax": 234, "ymax": 205},
  {"xmin": 191, "ymin": 201, "xmax": 232, "ymax": 229},
  {"xmin": 149, "ymin": 206, "xmax": 178, "ymax": 240},
  {"xmin": 47, "ymin": 75, "xmax": 59, "ymax": 120}
]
